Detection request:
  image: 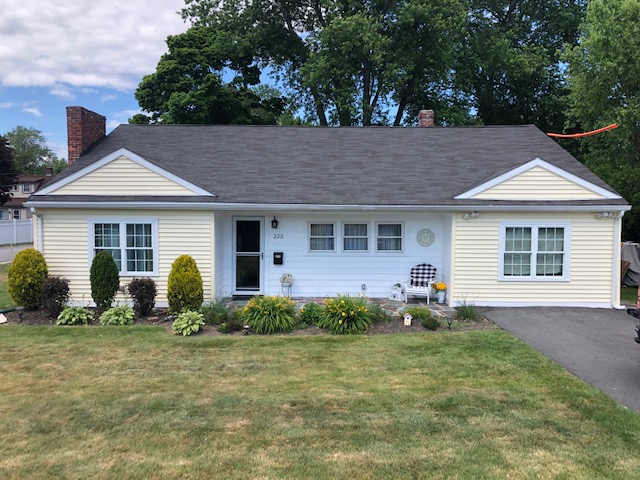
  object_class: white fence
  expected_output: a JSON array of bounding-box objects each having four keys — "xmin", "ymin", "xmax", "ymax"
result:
[{"xmin": 0, "ymin": 219, "xmax": 33, "ymax": 245}]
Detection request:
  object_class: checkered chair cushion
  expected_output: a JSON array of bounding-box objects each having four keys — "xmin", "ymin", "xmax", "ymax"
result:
[{"xmin": 410, "ymin": 264, "xmax": 437, "ymax": 287}]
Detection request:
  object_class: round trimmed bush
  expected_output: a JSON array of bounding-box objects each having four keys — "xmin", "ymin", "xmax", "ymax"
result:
[
  {"xmin": 167, "ymin": 255, "xmax": 203, "ymax": 314},
  {"xmin": 90, "ymin": 252, "xmax": 120, "ymax": 311},
  {"xmin": 127, "ymin": 277, "xmax": 157, "ymax": 316},
  {"xmin": 8, "ymin": 248, "xmax": 48, "ymax": 309}
]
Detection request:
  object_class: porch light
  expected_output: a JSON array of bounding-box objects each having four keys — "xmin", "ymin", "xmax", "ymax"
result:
[
  {"xmin": 271, "ymin": 216, "xmax": 279, "ymax": 229},
  {"xmin": 462, "ymin": 211, "xmax": 480, "ymax": 220}
]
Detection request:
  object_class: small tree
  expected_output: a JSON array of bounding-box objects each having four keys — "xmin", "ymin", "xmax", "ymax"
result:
[
  {"xmin": 167, "ymin": 255, "xmax": 203, "ymax": 313},
  {"xmin": 41, "ymin": 276, "xmax": 70, "ymax": 318},
  {"xmin": 8, "ymin": 248, "xmax": 48, "ymax": 309},
  {"xmin": 90, "ymin": 252, "xmax": 120, "ymax": 311},
  {"xmin": 0, "ymin": 136, "xmax": 16, "ymax": 206},
  {"xmin": 127, "ymin": 277, "xmax": 157, "ymax": 316}
]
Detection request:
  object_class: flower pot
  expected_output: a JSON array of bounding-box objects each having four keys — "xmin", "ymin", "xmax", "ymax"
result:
[{"xmin": 436, "ymin": 291, "xmax": 446, "ymax": 303}]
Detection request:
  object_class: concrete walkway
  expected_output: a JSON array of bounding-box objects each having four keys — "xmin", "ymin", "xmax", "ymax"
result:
[
  {"xmin": 0, "ymin": 244, "xmax": 32, "ymax": 264},
  {"xmin": 484, "ymin": 307, "xmax": 640, "ymax": 412}
]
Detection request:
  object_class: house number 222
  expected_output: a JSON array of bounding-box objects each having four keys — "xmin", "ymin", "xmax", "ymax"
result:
[{"xmin": 273, "ymin": 234, "xmax": 284, "ymax": 239}]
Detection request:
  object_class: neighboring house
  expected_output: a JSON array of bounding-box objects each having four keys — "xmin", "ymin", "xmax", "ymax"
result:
[
  {"xmin": 0, "ymin": 173, "xmax": 56, "ymax": 221},
  {"xmin": 27, "ymin": 107, "xmax": 630, "ymax": 308}
]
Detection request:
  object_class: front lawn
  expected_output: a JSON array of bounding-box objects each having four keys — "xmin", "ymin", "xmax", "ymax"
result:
[
  {"xmin": 0, "ymin": 263, "xmax": 13, "ymax": 309},
  {"xmin": 0, "ymin": 327, "xmax": 639, "ymax": 478}
]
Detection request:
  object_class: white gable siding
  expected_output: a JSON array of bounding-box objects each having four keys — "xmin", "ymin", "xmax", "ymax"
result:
[
  {"xmin": 39, "ymin": 208, "xmax": 215, "ymax": 306},
  {"xmin": 471, "ymin": 166, "xmax": 606, "ymax": 200},
  {"xmin": 217, "ymin": 211, "xmax": 452, "ymax": 298},
  {"xmin": 451, "ymin": 211, "xmax": 616, "ymax": 306},
  {"xmin": 50, "ymin": 156, "xmax": 199, "ymax": 196}
]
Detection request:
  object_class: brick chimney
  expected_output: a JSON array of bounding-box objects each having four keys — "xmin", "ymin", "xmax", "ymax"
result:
[
  {"xmin": 418, "ymin": 109, "xmax": 434, "ymax": 127},
  {"xmin": 66, "ymin": 106, "xmax": 106, "ymax": 165}
]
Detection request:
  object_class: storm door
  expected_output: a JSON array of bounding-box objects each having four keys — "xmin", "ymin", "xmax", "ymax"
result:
[{"xmin": 233, "ymin": 218, "xmax": 264, "ymax": 294}]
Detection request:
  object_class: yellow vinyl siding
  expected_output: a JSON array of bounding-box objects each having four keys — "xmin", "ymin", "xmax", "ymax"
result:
[
  {"xmin": 40, "ymin": 209, "xmax": 215, "ymax": 306},
  {"xmin": 50, "ymin": 156, "xmax": 198, "ymax": 196},
  {"xmin": 451, "ymin": 212, "xmax": 615, "ymax": 304},
  {"xmin": 472, "ymin": 166, "xmax": 606, "ymax": 200}
]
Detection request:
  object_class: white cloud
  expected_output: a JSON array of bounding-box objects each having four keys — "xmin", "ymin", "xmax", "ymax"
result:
[
  {"xmin": 0, "ymin": 1, "xmax": 189, "ymax": 91},
  {"xmin": 0, "ymin": 102, "xmax": 15, "ymax": 108},
  {"xmin": 23, "ymin": 106, "xmax": 43, "ymax": 117},
  {"xmin": 49, "ymin": 86, "xmax": 76, "ymax": 99}
]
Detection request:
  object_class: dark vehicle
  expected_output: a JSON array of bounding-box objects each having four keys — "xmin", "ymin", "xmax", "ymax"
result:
[{"xmin": 626, "ymin": 308, "xmax": 640, "ymax": 343}]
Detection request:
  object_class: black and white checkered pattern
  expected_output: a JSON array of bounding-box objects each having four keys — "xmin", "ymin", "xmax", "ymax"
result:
[{"xmin": 410, "ymin": 264, "xmax": 437, "ymax": 287}]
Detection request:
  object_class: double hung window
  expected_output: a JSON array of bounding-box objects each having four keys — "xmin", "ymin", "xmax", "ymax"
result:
[
  {"xmin": 501, "ymin": 224, "xmax": 568, "ymax": 280},
  {"xmin": 309, "ymin": 223, "xmax": 335, "ymax": 252},
  {"xmin": 343, "ymin": 223, "xmax": 368, "ymax": 252},
  {"xmin": 377, "ymin": 223, "xmax": 403, "ymax": 252},
  {"xmin": 91, "ymin": 219, "xmax": 157, "ymax": 275}
]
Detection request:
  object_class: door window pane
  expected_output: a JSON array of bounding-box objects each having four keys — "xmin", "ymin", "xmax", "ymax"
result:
[{"xmin": 237, "ymin": 221, "xmax": 261, "ymax": 252}]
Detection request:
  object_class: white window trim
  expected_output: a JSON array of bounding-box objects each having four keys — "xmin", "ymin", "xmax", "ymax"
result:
[
  {"xmin": 88, "ymin": 218, "xmax": 159, "ymax": 276},
  {"xmin": 498, "ymin": 222, "xmax": 571, "ymax": 282},
  {"xmin": 11, "ymin": 184, "xmax": 18, "ymax": 192},
  {"xmin": 308, "ymin": 221, "xmax": 337, "ymax": 253},
  {"xmin": 375, "ymin": 222, "xmax": 404, "ymax": 253},
  {"xmin": 12, "ymin": 209, "xmax": 20, "ymax": 220},
  {"xmin": 341, "ymin": 222, "xmax": 370, "ymax": 253},
  {"xmin": 22, "ymin": 184, "xmax": 31, "ymax": 193}
]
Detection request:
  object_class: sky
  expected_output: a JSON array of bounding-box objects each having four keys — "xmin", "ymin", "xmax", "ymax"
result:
[{"xmin": 0, "ymin": 0, "xmax": 191, "ymax": 160}]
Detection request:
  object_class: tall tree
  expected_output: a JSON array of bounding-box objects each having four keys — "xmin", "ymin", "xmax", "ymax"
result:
[
  {"xmin": 175, "ymin": 0, "xmax": 467, "ymax": 126},
  {"xmin": 4, "ymin": 126, "xmax": 66, "ymax": 174},
  {"xmin": 0, "ymin": 136, "xmax": 16, "ymax": 206},
  {"xmin": 452, "ymin": 0, "xmax": 586, "ymax": 132},
  {"xmin": 566, "ymin": 0, "xmax": 640, "ymax": 240}
]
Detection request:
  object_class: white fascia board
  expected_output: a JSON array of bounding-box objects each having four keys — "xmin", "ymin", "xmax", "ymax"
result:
[
  {"xmin": 24, "ymin": 200, "xmax": 631, "ymax": 212},
  {"xmin": 36, "ymin": 148, "xmax": 215, "ymax": 197},
  {"xmin": 454, "ymin": 157, "xmax": 622, "ymax": 200}
]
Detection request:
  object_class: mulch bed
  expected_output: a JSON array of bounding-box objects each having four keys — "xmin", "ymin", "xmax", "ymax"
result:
[{"xmin": 2, "ymin": 307, "xmax": 496, "ymax": 336}]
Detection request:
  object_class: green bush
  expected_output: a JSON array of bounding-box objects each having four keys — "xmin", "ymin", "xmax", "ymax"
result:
[
  {"xmin": 218, "ymin": 311, "xmax": 245, "ymax": 334},
  {"xmin": 369, "ymin": 303, "xmax": 392, "ymax": 323},
  {"xmin": 242, "ymin": 295, "xmax": 298, "ymax": 334},
  {"xmin": 172, "ymin": 310, "xmax": 205, "ymax": 336},
  {"xmin": 127, "ymin": 278, "xmax": 157, "ymax": 316},
  {"xmin": 298, "ymin": 301, "xmax": 325, "ymax": 325},
  {"xmin": 454, "ymin": 301, "xmax": 483, "ymax": 321},
  {"xmin": 90, "ymin": 252, "xmax": 120, "ymax": 311},
  {"xmin": 99, "ymin": 305, "xmax": 135, "ymax": 326},
  {"xmin": 8, "ymin": 248, "xmax": 48, "ymax": 310},
  {"xmin": 317, "ymin": 294, "xmax": 372, "ymax": 334},
  {"xmin": 403, "ymin": 306, "xmax": 440, "ymax": 330},
  {"xmin": 200, "ymin": 297, "xmax": 231, "ymax": 325},
  {"xmin": 167, "ymin": 255, "xmax": 203, "ymax": 314},
  {"xmin": 40, "ymin": 276, "xmax": 70, "ymax": 318},
  {"xmin": 56, "ymin": 306, "xmax": 94, "ymax": 325}
]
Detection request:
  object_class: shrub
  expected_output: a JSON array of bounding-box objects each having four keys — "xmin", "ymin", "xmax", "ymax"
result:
[
  {"xmin": 298, "ymin": 301, "xmax": 325, "ymax": 326},
  {"xmin": 404, "ymin": 306, "xmax": 440, "ymax": 330},
  {"xmin": 127, "ymin": 278, "xmax": 157, "ymax": 316},
  {"xmin": 8, "ymin": 248, "xmax": 48, "ymax": 309},
  {"xmin": 454, "ymin": 301, "xmax": 483, "ymax": 321},
  {"xmin": 317, "ymin": 294, "xmax": 372, "ymax": 334},
  {"xmin": 218, "ymin": 311, "xmax": 245, "ymax": 334},
  {"xmin": 172, "ymin": 310, "xmax": 205, "ymax": 336},
  {"xmin": 200, "ymin": 297, "xmax": 232, "ymax": 325},
  {"xmin": 40, "ymin": 276, "xmax": 70, "ymax": 318},
  {"xmin": 90, "ymin": 252, "xmax": 120, "ymax": 311},
  {"xmin": 56, "ymin": 306, "xmax": 94, "ymax": 325},
  {"xmin": 99, "ymin": 305, "xmax": 135, "ymax": 326},
  {"xmin": 242, "ymin": 295, "xmax": 297, "ymax": 334},
  {"xmin": 369, "ymin": 303, "xmax": 392, "ymax": 323},
  {"xmin": 167, "ymin": 255, "xmax": 203, "ymax": 313}
]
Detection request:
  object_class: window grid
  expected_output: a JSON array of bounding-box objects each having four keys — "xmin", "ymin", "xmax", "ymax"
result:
[
  {"xmin": 503, "ymin": 226, "xmax": 566, "ymax": 279},
  {"xmin": 93, "ymin": 221, "xmax": 154, "ymax": 274},
  {"xmin": 310, "ymin": 223, "xmax": 335, "ymax": 251},
  {"xmin": 377, "ymin": 223, "xmax": 402, "ymax": 252},
  {"xmin": 343, "ymin": 223, "xmax": 368, "ymax": 251}
]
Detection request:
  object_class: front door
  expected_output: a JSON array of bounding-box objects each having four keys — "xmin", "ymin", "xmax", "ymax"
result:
[{"xmin": 233, "ymin": 218, "xmax": 263, "ymax": 294}]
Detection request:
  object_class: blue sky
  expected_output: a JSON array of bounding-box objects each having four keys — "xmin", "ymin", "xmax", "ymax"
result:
[{"xmin": 0, "ymin": 0, "xmax": 190, "ymax": 160}]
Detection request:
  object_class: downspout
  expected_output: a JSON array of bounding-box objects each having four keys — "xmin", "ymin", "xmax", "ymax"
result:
[
  {"xmin": 612, "ymin": 211, "xmax": 625, "ymax": 309},
  {"xmin": 30, "ymin": 207, "xmax": 43, "ymax": 254}
]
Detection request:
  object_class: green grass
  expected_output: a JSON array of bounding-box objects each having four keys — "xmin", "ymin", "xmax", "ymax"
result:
[
  {"xmin": 0, "ymin": 263, "xmax": 14, "ymax": 309},
  {"xmin": 621, "ymin": 285, "xmax": 638, "ymax": 306},
  {"xmin": 1, "ymin": 327, "xmax": 639, "ymax": 479}
]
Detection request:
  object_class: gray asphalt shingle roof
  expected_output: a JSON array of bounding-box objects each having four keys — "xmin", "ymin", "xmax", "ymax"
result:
[{"xmin": 38, "ymin": 124, "xmax": 627, "ymax": 207}]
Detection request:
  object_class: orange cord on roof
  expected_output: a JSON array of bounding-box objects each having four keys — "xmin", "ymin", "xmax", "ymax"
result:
[{"xmin": 547, "ymin": 123, "xmax": 618, "ymax": 138}]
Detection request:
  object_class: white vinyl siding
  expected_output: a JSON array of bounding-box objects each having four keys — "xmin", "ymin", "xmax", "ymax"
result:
[
  {"xmin": 50, "ymin": 155, "xmax": 199, "ymax": 196},
  {"xmin": 451, "ymin": 212, "xmax": 615, "ymax": 306},
  {"xmin": 471, "ymin": 166, "xmax": 607, "ymax": 200}
]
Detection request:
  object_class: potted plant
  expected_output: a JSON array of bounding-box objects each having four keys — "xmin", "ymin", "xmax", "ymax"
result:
[
  {"xmin": 390, "ymin": 283, "xmax": 402, "ymax": 301},
  {"xmin": 434, "ymin": 282, "xmax": 447, "ymax": 303},
  {"xmin": 280, "ymin": 273, "xmax": 293, "ymax": 287}
]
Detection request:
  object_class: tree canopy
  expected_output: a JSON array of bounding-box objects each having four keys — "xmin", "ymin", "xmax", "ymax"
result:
[
  {"xmin": 0, "ymin": 136, "xmax": 16, "ymax": 206},
  {"xmin": 566, "ymin": 0, "xmax": 640, "ymax": 239},
  {"xmin": 4, "ymin": 126, "xmax": 67, "ymax": 174}
]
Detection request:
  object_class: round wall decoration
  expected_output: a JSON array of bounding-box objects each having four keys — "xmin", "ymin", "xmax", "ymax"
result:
[{"xmin": 416, "ymin": 228, "xmax": 435, "ymax": 247}]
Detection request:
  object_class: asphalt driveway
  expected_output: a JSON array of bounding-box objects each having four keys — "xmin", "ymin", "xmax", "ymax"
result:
[{"xmin": 483, "ymin": 307, "xmax": 640, "ymax": 412}]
